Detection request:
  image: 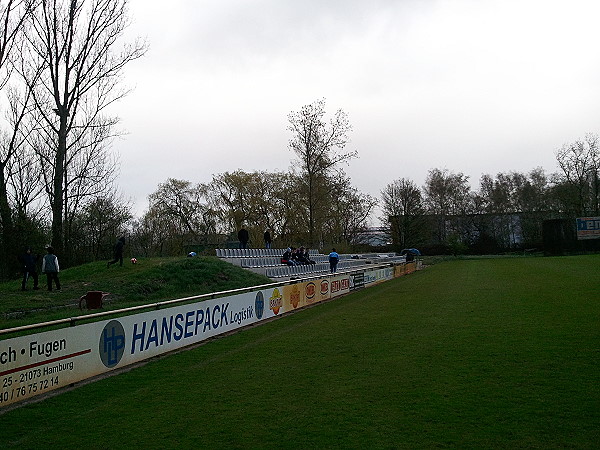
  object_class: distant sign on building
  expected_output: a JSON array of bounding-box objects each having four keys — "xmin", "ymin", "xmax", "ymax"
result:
[{"xmin": 576, "ymin": 217, "xmax": 600, "ymax": 240}]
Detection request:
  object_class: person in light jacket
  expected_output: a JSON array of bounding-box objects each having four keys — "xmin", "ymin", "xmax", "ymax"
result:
[
  {"xmin": 328, "ymin": 248, "xmax": 340, "ymax": 273},
  {"xmin": 41, "ymin": 246, "xmax": 61, "ymax": 291}
]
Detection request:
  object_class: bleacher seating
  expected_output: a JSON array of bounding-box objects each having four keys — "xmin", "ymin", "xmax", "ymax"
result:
[
  {"xmin": 216, "ymin": 248, "xmax": 291, "ymax": 258},
  {"xmin": 264, "ymin": 259, "xmax": 370, "ymax": 278},
  {"xmin": 215, "ymin": 248, "xmax": 406, "ymax": 280}
]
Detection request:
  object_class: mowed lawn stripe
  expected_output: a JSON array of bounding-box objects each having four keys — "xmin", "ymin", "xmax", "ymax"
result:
[{"xmin": 2, "ymin": 256, "xmax": 599, "ymax": 448}]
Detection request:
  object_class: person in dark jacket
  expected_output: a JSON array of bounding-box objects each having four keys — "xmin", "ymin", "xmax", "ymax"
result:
[
  {"xmin": 301, "ymin": 248, "xmax": 316, "ymax": 265},
  {"xmin": 238, "ymin": 227, "xmax": 249, "ymax": 249},
  {"xmin": 264, "ymin": 230, "xmax": 272, "ymax": 249},
  {"xmin": 107, "ymin": 236, "xmax": 126, "ymax": 267},
  {"xmin": 281, "ymin": 247, "xmax": 297, "ymax": 266},
  {"xmin": 20, "ymin": 247, "xmax": 39, "ymax": 291},
  {"xmin": 41, "ymin": 246, "xmax": 61, "ymax": 291}
]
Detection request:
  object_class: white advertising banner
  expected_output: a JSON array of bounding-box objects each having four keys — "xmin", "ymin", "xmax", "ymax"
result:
[
  {"xmin": 1, "ymin": 288, "xmax": 275, "ymax": 407},
  {"xmin": 364, "ymin": 267, "xmax": 394, "ymax": 286},
  {"xmin": 1, "ymin": 267, "xmax": 395, "ymax": 408}
]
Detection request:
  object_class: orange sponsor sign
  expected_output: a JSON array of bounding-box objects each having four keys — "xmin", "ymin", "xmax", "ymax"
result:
[{"xmin": 283, "ymin": 283, "xmax": 303, "ymax": 310}]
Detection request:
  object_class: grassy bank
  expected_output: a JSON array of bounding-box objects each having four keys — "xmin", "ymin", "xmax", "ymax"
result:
[
  {"xmin": 0, "ymin": 256, "xmax": 271, "ymax": 329},
  {"xmin": 1, "ymin": 255, "xmax": 598, "ymax": 448}
]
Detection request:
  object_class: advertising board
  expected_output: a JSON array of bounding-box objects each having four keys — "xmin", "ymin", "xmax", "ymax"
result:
[
  {"xmin": 0, "ymin": 265, "xmax": 399, "ymax": 407},
  {"xmin": 576, "ymin": 217, "xmax": 600, "ymax": 240}
]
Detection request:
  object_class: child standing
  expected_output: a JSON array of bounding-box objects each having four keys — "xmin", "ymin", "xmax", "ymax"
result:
[{"xmin": 41, "ymin": 246, "xmax": 61, "ymax": 291}]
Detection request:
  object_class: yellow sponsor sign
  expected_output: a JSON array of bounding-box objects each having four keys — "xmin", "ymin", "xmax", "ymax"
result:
[{"xmin": 394, "ymin": 264, "xmax": 405, "ymax": 278}]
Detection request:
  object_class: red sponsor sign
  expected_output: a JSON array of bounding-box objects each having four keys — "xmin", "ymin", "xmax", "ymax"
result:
[{"xmin": 331, "ymin": 280, "xmax": 341, "ymax": 293}]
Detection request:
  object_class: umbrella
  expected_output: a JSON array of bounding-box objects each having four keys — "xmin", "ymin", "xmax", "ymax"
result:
[{"xmin": 400, "ymin": 248, "xmax": 421, "ymax": 256}]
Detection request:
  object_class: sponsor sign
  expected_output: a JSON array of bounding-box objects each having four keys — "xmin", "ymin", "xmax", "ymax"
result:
[
  {"xmin": 0, "ymin": 289, "xmax": 273, "ymax": 407},
  {"xmin": 269, "ymin": 288, "xmax": 283, "ymax": 315},
  {"xmin": 283, "ymin": 283, "xmax": 303, "ymax": 310},
  {"xmin": 405, "ymin": 262, "xmax": 416, "ymax": 274},
  {"xmin": 317, "ymin": 279, "xmax": 330, "ymax": 302},
  {"xmin": 394, "ymin": 264, "xmax": 405, "ymax": 278},
  {"xmin": 350, "ymin": 272, "xmax": 365, "ymax": 290},
  {"xmin": 576, "ymin": 217, "xmax": 600, "ymax": 240},
  {"xmin": 0, "ymin": 265, "xmax": 400, "ymax": 407},
  {"xmin": 363, "ymin": 268, "xmax": 394, "ymax": 286},
  {"xmin": 330, "ymin": 275, "xmax": 350, "ymax": 298}
]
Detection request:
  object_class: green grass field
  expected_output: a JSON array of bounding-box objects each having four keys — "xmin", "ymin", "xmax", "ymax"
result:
[{"xmin": 1, "ymin": 255, "xmax": 599, "ymax": 448}]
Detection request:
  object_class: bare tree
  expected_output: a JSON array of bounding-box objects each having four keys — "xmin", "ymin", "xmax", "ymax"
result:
[
  {"xmin": 22, "ymin": 0, "xmax": 146, "ymax": 259},
  {"xmin": 555, "ymin": 133, "xmax": 600, "ymax": 215},
  {"xmin": 423, "ymin": 168, "xmax": 472, "ymax": 244},
  {"xmin": 325, "ymin": 171, "xmax": 377, "ymax": 246},
  {"xmin": 288, "ymin": 98, "xmax": 357, "ymax": 246},
  {"xmin": 69, "ymin": 192, "xmax": 131, "ymax": 263},
  {"xmin": 0, "ymin": 0, "xmax": 32, "ymax": 88},
  {"xmin": 381, "ymin": 178, "xmax": 425, "ymax": 250}
]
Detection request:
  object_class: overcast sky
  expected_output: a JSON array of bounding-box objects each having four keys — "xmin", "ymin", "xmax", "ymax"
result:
[{"xmin": 113, "ymin": 0, "xmax": 600, "ymax": 219}]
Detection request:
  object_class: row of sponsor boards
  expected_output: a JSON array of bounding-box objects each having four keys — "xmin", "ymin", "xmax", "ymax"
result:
[{"xmin": 1, "ymin": 268, "xmax": 397, "ymax": 407}]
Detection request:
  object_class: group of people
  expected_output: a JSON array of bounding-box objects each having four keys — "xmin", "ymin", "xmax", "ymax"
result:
[
  {"xmin": 280, "ymin": 247, "xmax": 340, "ymax": 274},
  {"xmin": 237, "ymin": 225, "xmax": 341, "ymax": 274},
  {"xmin": 281, "ymin": 247, "xmax": 316, "ymax": 266},
  {"xmin": 19, "ymin": 246, "xmax": 61, "ymax": 292},
  {"xmin": 237, "ymin": 227, "xmax": 273, "ymax": 250},
  {"xmin": 19, "ymin": 235, "xmax": 127, "ymax": 292}
]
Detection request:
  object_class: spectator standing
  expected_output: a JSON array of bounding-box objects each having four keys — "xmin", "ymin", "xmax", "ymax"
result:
[
  {"xmin": 328, "ymin": 248, "xmax": 340, "ymax": 273},
  {"xmin": 108, "ymin": 236, "xmax": 126, "ymax": 267},
  {"xmin": 41, "ymin": 246, "xmax": 61, "ymax": 291},
  {"xmin": 264, "ymin": 230, "xmax": 272, "ymax": 249},
  {"xmin": 20, "ymin": 247, "xmax": 40, "ymax": 291},
  {"xmin": 238, "ymin": 226, "xmax": 249, "ymax": 249}
]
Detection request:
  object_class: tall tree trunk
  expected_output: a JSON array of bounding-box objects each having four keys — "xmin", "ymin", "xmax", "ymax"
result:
[
  {"xmin": 51, "ymin": 121, "xmax": 67, "ymax": 256},
  {"xmin": 308, "ymin": 174, "xmax": 315, "ymax": 247}
]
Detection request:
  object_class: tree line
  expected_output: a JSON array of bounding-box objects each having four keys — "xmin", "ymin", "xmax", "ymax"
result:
[
  {"xmin": 129, "ymin": 128, "xmax": 600, "ymax": 260},
  {"xmin": 382, "ymin": 133, "xmax": 600, "ymax": 254}
]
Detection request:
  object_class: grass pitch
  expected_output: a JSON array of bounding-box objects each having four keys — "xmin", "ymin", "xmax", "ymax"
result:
[{"xmin": 2, "ymin": 255, "xmax": 599, "ymax": 448}]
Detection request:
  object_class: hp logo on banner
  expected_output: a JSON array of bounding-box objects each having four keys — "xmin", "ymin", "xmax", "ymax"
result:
[
  {"xmin": 255, "ymin": 291, "xmax": 264, "ymax": 319},
  {"xmin": 99, "ymin": 320, "xmax": 126, "ymax": 368}
]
